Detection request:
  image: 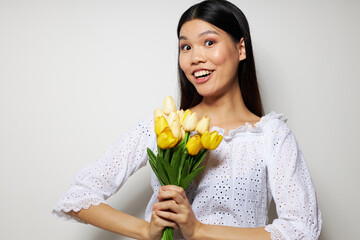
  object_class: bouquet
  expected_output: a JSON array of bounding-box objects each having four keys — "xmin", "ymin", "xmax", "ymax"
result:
[{"xmin": 147, "ymin": 96, "xmax": 223, "ymax": 240}]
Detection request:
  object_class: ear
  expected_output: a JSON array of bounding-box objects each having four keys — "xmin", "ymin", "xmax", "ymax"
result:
[{"xmin": 237, "ymin": 37, "xmax": 246, "ymax": 61}]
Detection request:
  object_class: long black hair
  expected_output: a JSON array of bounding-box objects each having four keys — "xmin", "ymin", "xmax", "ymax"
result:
[{"xmin": 177, "ymin": 0, "xmax": 264, "ymax": 117}]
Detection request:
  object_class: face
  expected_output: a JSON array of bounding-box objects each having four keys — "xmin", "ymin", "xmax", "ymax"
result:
[{"xmin": 179, "ymin": 19, "xmax": 246, "ymax": 98}]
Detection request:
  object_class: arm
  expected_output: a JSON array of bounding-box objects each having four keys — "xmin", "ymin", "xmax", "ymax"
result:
[
  {"xmin": 68, "ymin": 203, "xmax": 150, "ymax": 240},
  {"xmin": 68, "ymin": 203, "xmax": 177, "ymax": 240},
  {"xmin": 195, "ymin": 225, "xmax": 269, "ymax": 240},
  {"xmin": 53, "ymin": 117, "xmax": 166, "ymax": 238},
  {"xmin": 264, "ymin": 119, "xmax": 322, "ymax": 239},
  {"xmin": 154, "ymin": 185, "xmax": 271, "ymax": 240}
]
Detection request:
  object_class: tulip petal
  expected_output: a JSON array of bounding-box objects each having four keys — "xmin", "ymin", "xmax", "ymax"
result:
[
  {"xmin": 163, "ymin": 96, "xmax": 177, "ymax": 115},
  {"xmin": 155, "ymin": 116, "xmax": 169, "ymax": 136}
]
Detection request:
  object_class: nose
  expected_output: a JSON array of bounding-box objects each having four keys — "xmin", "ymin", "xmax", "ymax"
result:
[{"xmin": 191, "ymin": 47, "xmax": 206, "ymax": 65}]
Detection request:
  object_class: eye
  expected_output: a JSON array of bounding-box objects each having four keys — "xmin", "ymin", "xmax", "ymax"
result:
[
  {"xmin": 205, "ymin": 40, "xmax": 215, "ymax": 46},
  {"xmin": 181, "ymin": 44, "xmax": 191, "ymax": 51}
]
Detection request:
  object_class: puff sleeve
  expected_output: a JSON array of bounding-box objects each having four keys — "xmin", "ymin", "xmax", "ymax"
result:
[
  {"xmin": 52, "ymin": 117, "xmax": 156, "ymax": 222},
  {"xmin": 264, "ymin": 119, "xmax": 322, "ymax": 239}
]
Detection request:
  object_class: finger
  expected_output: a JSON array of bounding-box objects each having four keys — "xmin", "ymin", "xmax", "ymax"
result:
[
  {"xmin": 153, "ymin": 199, "xmax": 182, "ymax": 213},
  {"xmin": 155, "ymin": 209, "xmax": 179, "ymax": 223},
  {"xmin": 159, "ymin": 185, "xmax": 187, "ymax": 199},
  {"xmin": 160, "ymin": 185, "xmax": 186, "ymax": 198},
  {"xmin": 151, "ymin": 211, "xmax": 178, "ymax": 228},
  {"xmin": 157, "ymin": 189, "xmax": 185, "ymax": 204}
]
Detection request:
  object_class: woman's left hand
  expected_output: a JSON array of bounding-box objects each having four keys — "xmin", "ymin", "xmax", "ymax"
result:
[{"xmin": 153, "ymin": 185, "xmax": 202, "ymax": 240}]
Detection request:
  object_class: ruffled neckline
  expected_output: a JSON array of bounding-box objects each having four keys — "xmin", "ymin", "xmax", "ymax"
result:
[{"xmin": 210, "ymin": 111, "xmax": 286, "ymax": 140}]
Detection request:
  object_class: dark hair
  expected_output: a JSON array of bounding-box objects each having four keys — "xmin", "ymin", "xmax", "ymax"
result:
[{"xmin": 177, "ymin": 0, "xmax": 264, "ymax": 117}]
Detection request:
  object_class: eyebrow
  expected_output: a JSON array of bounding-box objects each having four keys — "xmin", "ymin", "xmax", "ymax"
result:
[{"xmin": 179, "ymin": 30, "xmax": 219, "ymax": 40}]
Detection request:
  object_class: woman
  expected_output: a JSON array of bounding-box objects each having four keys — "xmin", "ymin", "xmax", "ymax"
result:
[{"xmin": 53, "ymin": 1, "xmax": 322, "ymax": 239}]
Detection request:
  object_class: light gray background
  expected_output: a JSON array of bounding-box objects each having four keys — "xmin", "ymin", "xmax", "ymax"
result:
[{"xmin": 1, "ymin": 0, "xmax": 359, "ymax": 239}]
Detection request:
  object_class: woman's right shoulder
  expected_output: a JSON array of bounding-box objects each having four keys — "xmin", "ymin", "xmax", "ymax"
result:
[{"xmin": 117, "ymin": 115, "xmax": 156, "ymax": 143}]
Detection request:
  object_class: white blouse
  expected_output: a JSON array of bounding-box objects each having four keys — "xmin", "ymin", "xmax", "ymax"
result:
[{"xmin": 53, "ymin": 112, "xmax": 322, "ymax": 240}]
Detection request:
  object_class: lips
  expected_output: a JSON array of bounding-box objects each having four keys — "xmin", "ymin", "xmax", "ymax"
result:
[
  {"xmin": 194, "ymin": 69, "xmax": 213, "ymax": 78},
  {"xmin": 192, "ymin": 69, "xmax": 214, "ymax": 84}
]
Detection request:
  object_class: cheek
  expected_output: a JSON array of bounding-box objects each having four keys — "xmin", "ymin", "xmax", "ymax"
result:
[
  {"xmin": 210, "ymin": 48, "xmax": 229, "ymax": 65},
  {"xmin": 210, "ymin": 47, "xmax": 239, "ymax": 75},
  {"xmin": 179, "ymin": 55, "xmax": 188, "ymax": 72},
  {"xmin": 179, "ymin": 55, "xmax": 193, "ymax": 81}
]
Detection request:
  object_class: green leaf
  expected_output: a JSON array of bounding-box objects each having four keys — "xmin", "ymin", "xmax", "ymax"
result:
[
  {"xmin": 149, "ymin": 159, "xmax": 165, "ymax": 185},
  {"xmin": 158, "ymin": 146, "xmax": 164, "ymax": 159},
  {"xmin": 156, "ymin": 155, "xmax": 169, "ymax": 185},
  {"xmin": 171, "ymin": 144, "xmax": 183, "ymax": 168},
  {"xmin": 180, "ymin": 166, "xmax": 205, "ymax": 189},
  {"xmin": 173, "ymin": 140, "xmax": 184, "ymax": 152},
  {"xmin": 161, "ymin": 157, "xmax": 177, "ymax": 185},
  {"xmin": 147, "ymin": 148, "xmax": 157, "ymax": 166},
  {"xmin": 191, "ymin": 149, "xmax": 207, "ymax": 172},
  {"xmin": 177, "ymin": 150, "xmax": 187, "ymax": 185},
  {"xmin": 182, "ymin": 159, "xmax": 190, "ymax": 179},
  {"xmin": 164, "ymin": 148, "xmax": 171, "ymax": 163}
]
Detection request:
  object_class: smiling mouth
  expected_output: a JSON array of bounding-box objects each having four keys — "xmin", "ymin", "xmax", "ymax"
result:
[{"xmin": 194, "ymin": 70, "xmax": 214, "ymax": 79}]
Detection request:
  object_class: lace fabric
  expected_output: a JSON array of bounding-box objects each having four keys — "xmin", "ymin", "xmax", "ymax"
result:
[
  {"xmin": 265, "ymin": 225, "xmax": 287, "ymax": 240},
  {"xmin": 53, "ymin": 198, "xmax": 106, "ymax": 223}
]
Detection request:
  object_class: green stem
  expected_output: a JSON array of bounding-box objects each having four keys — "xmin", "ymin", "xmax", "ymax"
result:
[
  {"xmin": 185, "ymin": 131, "xmax": 190, "ymax": 143},
  {"xmin": 162, "ymin": 227, "xmax": 173, "ymax": 240}
]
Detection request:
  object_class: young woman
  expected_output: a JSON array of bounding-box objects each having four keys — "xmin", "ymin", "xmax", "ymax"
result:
[{"xmin": 53, "ymin": 1, "xmax": 322, "ymax": 239}]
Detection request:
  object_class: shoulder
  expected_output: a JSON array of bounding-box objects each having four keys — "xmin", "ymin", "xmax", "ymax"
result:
[
  {"xmin": 117, "ymin": 115, "xmax": 155, "ymax": 141},
  {"xmin": 134, "ymin": 115, "xmax": 154, "ymax": 133},
  {"xmin": 259, "ymin": 111, "xmax": 292, "ymax": 140}
]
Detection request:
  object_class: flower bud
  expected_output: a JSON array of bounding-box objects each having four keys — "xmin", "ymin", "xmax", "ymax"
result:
[
  {"xmin": 167, "ymin": 112, "xmax": 179, "ymax": 126},
  {"xmin": 153, "ymin": 108, "xmax": 165, "ymax": 121},
  {"xmin": 157, "ymin": 127, "xmax": 179, "ymax": 149},
  {"xmin": 177, "ymin": 109, "xmax": 185, "ymax": 123},
  {"xmin": 200, "ymin": 131, "xmax": 223, "ymax": 150},
  {"xmin": 181, "ymin": 109, "xmax": 190, "ymax": 124},
  {"xmin": 170, "ymin": 120, "xmax": 182, "ymax": 139},
  {"xmin": 186, "ymin": 135, "xmax": 202, "ymax": 155},
  {"xmin": 155, "ymin": 116, "xmax": 169, "ymax": 136},
  {"xmin": 196, "ymin": 115, "xmax": 210, "ymax": 135},
  {"xmin": 183, "ymin": 111, "xmax": 198, "ymax": 131},
  {"xmin": 180, "ymin": 126, "xmax": 186, "ymax": 140},
  {"xmin": 163, "ymin": 96, "xmax": 177, "ymax": 115}
]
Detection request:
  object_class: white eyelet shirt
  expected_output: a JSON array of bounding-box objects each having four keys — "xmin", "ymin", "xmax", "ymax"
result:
[{"xmin": 53, "ymin": 112, "xmax": 322, "ymax": 240}]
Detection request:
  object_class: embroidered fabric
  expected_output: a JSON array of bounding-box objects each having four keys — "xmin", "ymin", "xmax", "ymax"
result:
[
  {"xmin": 265, "ymin": 225, "xmax": 287, "ymax": 240},
  {"xmin": 53, "ymin": 112, "xmax": 322, "ymax": 240}
]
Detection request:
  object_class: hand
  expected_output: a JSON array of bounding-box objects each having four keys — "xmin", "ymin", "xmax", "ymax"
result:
[
  {"xmin": 153, "ymin": 185, "xmax": 202, "ymax": 240},
  {"xmin": 149, "ymin": 200, "xmax": 178, "ymax": 240}
]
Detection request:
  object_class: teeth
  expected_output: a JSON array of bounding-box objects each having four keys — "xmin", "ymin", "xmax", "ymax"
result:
[{"xmin": 194, "ymin": 70, "xmax": 213, "ymax": 78}]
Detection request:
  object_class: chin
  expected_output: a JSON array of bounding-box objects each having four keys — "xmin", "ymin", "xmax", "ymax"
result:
[{"xmin": 195, "ymin": 88, "xmax": 221, "ymax": 98}]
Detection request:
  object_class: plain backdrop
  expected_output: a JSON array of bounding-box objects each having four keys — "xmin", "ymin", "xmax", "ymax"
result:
[{"xmin": 1, "ymin": 0, "xmax": 359, "ymax": 239}]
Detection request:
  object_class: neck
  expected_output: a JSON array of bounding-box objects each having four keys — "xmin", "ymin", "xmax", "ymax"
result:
[{"xmin": 191, "ymin": 86, "xmax": 259, "ymax": 131}]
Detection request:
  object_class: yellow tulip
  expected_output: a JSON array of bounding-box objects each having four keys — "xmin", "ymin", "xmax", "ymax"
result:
[
  {"xmin": 163, "ymin": 96, "xmax": 177, "ymax": 115},
  {"xmin": 177, "ymin": 109, "xmax": 185, "ymax": 123},
  {"xmin": 180, "ymin": 126, "xmax": 186, "ymax": 140},
  {"xmin": 183, "ymin": 110, "xmax": 198, "ymax": 131},
  {"xmin": 155, "ymin": 116, "xmax": 169, "ymax": 136},
  {"xmin": 167, "ymin": 112, "xmax": 180, "ymax": 126},
  {"xmin": 200, "ymin": 131, "xmax": 223, "ymax": 150},
  {"xmin": 186, "ymin": 135, "xmax": 202, "ymax": 155},
  {"xmin": 181, "ymin": 109, "xmax": 190, "ymax": 124},
  {"xmin": 196, "ymin": 115, "xmax": 210, "ymax": 135},
  {"xmin": 153, "ymin": 108, "xmax": 165, "ymax": 121},
  {"xmin": 157, "ymin": 127, "xmax": 179, "ymax": 149},
  {"xmin": 170, "ymin": 120, "xmax": 182, "ymax": 139}
]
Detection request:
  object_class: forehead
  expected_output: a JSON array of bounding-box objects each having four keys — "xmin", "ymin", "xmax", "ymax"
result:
[{"xmin": 179, "ymin": 19, "xmax": 225, "ymax": 39}]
